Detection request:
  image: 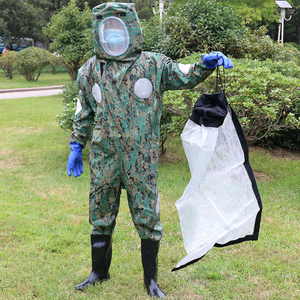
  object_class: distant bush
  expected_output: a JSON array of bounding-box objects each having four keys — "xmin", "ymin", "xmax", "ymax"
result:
[
  {"xmin": 163, "ymin": 54, "xmax": 300, "ymax": 149},
  {"xmin": 0, "ymin": 51, "xmax": 16, "ymax": 79},
  {"xmin": 49, "ymin": 54, "xmax": 64, "ymax": 74},
  {"xmin": 237, "ymin": 26, "xmax": 300, "ymax": 65},
  {"xmin": 286, "ymin": 42, "xmax": 300, "ymax": 51},
  {"xmin": 15, "ymin": 47, "xmax": 53, "ymax": 81}
]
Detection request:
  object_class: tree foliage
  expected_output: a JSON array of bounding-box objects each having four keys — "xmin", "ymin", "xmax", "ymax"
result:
[
  {"xmin": 132, "ymin": 0, "xmax": 153, "ymax": 19},
  {"xmin": 55, "ymin": 0, "xmax": 154, "ymax": 19},
  {"xmin": 216, "ymin": 0, "xmax": 299, "ymax": 44},
  {"xmin": 0, "ymin": 0, "xmax": 45, "ymax": 49},
  {"xmin": 44, "ymin": 0, "xmax": 93, "ymax": 80},
  {"xmin": 285, "ymin": 0, "xmax": 300, "ymax": 44},
  {"xmin": 217, "ymin": 0, "xmax": 278, "ymax": 26}
]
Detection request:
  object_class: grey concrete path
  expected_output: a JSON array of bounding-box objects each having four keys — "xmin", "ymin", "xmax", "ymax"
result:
[{"xmin": 0, "ymin": 86, "xmax": 63, "ymax": 99}]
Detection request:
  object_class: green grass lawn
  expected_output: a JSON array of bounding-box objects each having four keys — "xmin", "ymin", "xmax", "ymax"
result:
[
  {"xmin": 0, "ymin": 71, "xmax": 71, "ymax": 89},
  {"xmin": 0, "ymin": 95, "xmax": 299, "ymax": 299}
]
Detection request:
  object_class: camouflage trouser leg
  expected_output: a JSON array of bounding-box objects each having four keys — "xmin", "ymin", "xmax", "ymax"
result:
[
  {"xmin": 89, "ymin": 148, "xmax": 163, "ymax": 241},
  {"xmin": 121, "ymin": 149, "xmax": 163, "ymax": 241},
  {"xmin": 89, "ymin": 151, "xmax": 122, "ymax": 235}
]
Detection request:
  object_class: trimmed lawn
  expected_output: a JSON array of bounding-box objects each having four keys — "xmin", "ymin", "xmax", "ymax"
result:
[
  {"xmin": 0, "ymin": 72, "xmax": 70, "ymax": 89},
  {"xmin": 0, "ymin": 95, "xmax": 299, "ymax": 299}
]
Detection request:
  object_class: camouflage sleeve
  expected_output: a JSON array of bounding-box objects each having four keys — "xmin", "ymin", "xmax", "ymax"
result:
[
  {"xmin": 70, "ymin": 60, "xmax": 96, "ymax": 148},
  {"xmin": 160, "ymin": 56, "xmax": 215, "ymax": 92},
  {"xmin": 70, "ymin": 89, "xmax": 95, "ymax": 148}
]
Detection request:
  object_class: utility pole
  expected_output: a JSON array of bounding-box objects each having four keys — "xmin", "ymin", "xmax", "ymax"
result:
[
  {"xmin": 152, "ymin": 0, "xmax": 173, "ymax": 19},
  {"xmin": 275, "ymin": 1, "xmax": 295, "ymax": 45}
]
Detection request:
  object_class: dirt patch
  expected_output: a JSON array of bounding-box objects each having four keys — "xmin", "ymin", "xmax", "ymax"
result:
[
  {"xmin": 0, "ymin": 150, "xmax": 21, "ymax": 169},
  {"xmin": 5, "ymin": 127, "xmax": 43, "ymax": 133},
  {"xmin": 250, "ymin": 146, "xmax": 300, "ymax": 160},
  {"xmin": 159, "ymin": 152, "xmax": 186, "ymax": 164},
  {"xmin": 254, "ymin": 171, "xmax": 271, "ymax": 182}
]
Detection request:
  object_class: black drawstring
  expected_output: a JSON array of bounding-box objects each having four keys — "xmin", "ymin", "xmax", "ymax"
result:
[{"xmin": 215, "ymin": 55, "xmax": 226, "ymax": 94}]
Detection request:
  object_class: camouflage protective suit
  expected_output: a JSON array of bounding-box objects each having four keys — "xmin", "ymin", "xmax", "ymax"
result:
[{"xmin": 70, "ymin": 2, "xmax": 214, "ymax": 241}]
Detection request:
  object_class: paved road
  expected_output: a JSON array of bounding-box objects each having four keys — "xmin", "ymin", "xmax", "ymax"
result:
[{"xmin": 0, "ymin": 86, "xmax": 63, "ymax": 99}]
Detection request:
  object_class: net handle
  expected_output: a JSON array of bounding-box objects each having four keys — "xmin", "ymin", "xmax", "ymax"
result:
[{"xmin": 215, "ymin": 54, "xmax": 226, "ymax": 93}]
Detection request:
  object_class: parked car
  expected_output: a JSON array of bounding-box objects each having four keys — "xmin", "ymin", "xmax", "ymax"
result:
[{"xmin": 0, "ymin": 37, "xmax": 34, "ymax": 54}]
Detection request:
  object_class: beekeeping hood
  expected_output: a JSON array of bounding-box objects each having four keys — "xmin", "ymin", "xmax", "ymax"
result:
[{"xmin": 92, "ymin": 2, "xmax": 143, "ymax": 61}]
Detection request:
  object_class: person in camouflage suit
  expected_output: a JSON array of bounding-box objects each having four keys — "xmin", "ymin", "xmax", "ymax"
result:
[{"xmin": 67, "ymin": 2, "xmax": 233, "ymax": 298}]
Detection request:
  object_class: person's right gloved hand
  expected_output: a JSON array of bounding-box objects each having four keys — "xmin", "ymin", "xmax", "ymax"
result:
[{"xmin": 67, "ymin": 142, "xmax": 83, "ymax": 177}]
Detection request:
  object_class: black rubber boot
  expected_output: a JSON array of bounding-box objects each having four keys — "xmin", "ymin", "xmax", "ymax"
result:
[
  {"xmin": 75, "ymin": 235, "xmax": 112, "ymax": 291},
  {"xmin": 141, "ymin": 239, "xmax": 166, "ymax": 299}
]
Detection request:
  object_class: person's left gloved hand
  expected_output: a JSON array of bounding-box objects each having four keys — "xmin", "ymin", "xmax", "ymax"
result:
[
  {"xmin": 67, "ymin": 142, "xmax": 83, "ymax": 177},
  {"xmin": 202, "ymin": 51, "xmax": 233, "ymax": 69}
]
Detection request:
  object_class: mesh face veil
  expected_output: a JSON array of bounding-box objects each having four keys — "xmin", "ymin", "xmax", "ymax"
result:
[{"xmin": 99, "ymin": 17, "xmax": 129, "ymax": 56}]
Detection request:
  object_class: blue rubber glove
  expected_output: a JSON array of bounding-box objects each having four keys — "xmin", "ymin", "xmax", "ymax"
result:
[
  {"xmin": 67, "ymin": 142, "xmax": 83, "ymax": 177},
  {"xmin": 202, "ymin": 51, "xmax": 233, "ymax": 69}
]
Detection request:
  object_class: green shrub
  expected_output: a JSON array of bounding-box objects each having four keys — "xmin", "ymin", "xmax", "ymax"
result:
[
  {"xmin": 0, "ymin": 51, "xmax": 16, "ymax": 79},
  {"xmin": 275, "ymin": 43, "xmax": 300, "ymax": 65},
  {"xmin": 225, "ymin": 62, "xmax": 299, "ymax": 143},
  {"xmin": 142, "ymin": 2, "xmax": 300, "ymax": 64},
  {"xmin": 163, "ymin": 54, "xmax": 300, "ymax": 149},
  {"xmin": 56, "ymin": 80, "xmax": 97, "ymax": 142},
  {"xmin": 233, "ymin": 58, "xmax": 300, "ymax": 79},
  {"xmin": 149, "ymin": 0, "xmax": 243, "ymax": 59},
  {"xmin": 140, "ymin": 14, "xmax": 162, "ymax": 52},
  {"xmin": 56, "ymin": 80, "xmax": 79, "ymax": 132},
  {"xmin": 286, "ymin": 42, "xmax": 300, "ymax": 51},
  {"xmin": 238, "ymin": 27, "xmax": 300, "ymax": 65},
  {"xmin": 15, "ymin": 47, "xmax": 52, "ymax": 81}
]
